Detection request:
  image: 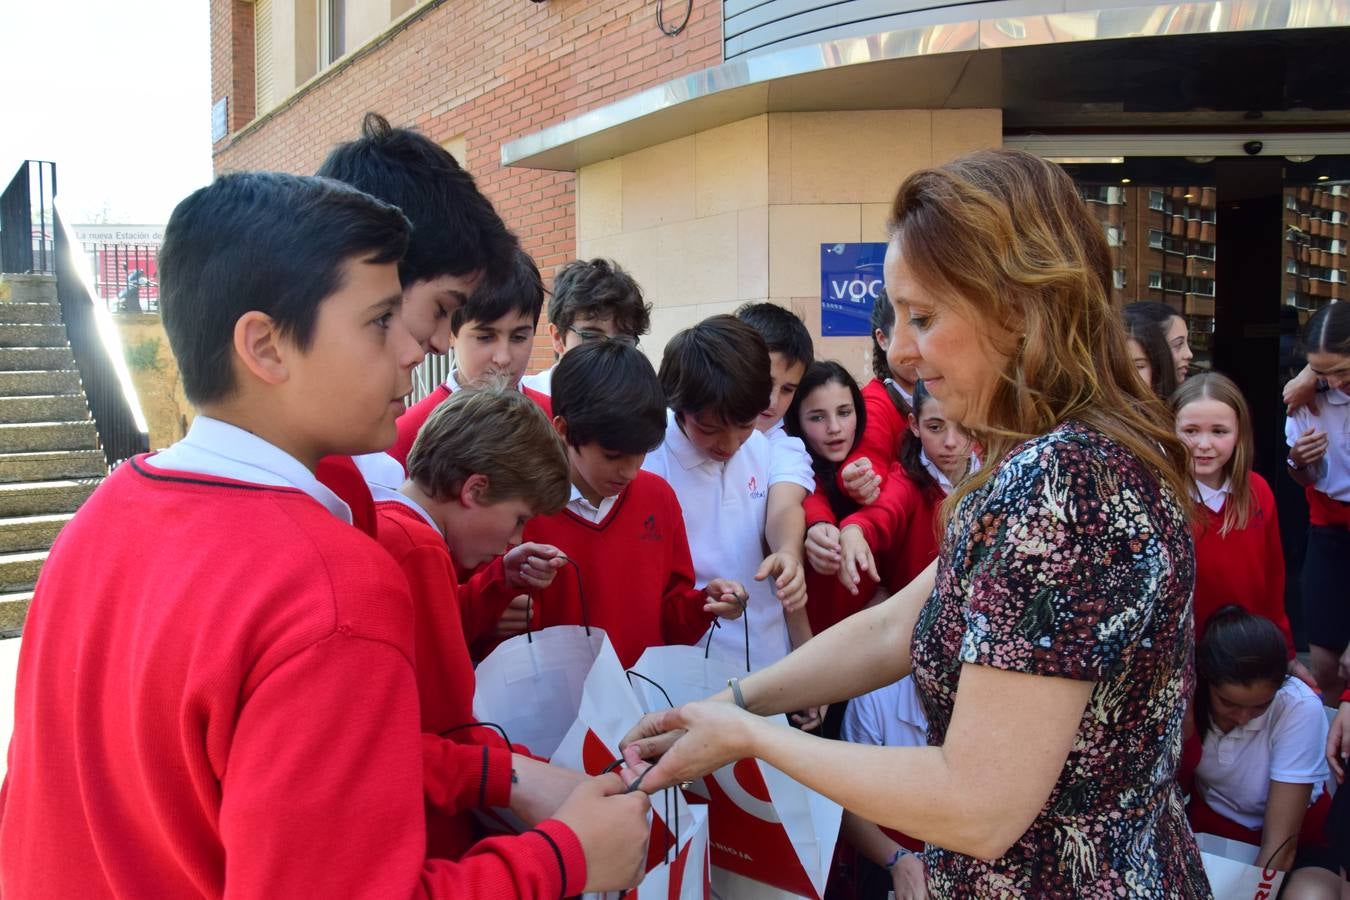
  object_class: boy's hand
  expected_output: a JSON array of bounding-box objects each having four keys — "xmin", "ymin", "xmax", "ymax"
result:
[
  {"xmin": 837, "ymin": 525, "xmax": 876, "ymax": 596},
  {"xmin": 703, "ymin": 578, "xmax": 747, "ymax": 620},
  {"xmin": 504, "ymin": 542, "xmax": 566, "ymax": 590},
  {"xmin": 554, "ymin": 773, "xmax": 651, "ymax": 893},
  {"xmin": 791, "ymin": 705, "xmax": 827, "ymax": 731},
  {"xmin": 805, "ymin": 522, "xmax": 842, "ymax": 575},
  {"xmin": 891, "ymin": 853, "xmax": 929, "ymax": 900},
  {"xmin": 508, "ymin": 754, "xmax": 587, "ymax": 825},
  {"xmin": 495, "ymin": 594, "xmax": 532, "ymax": 637},
  {"xmin": 756, "ymin": 551, "xmax": 806, "ymax": 612},
  {"xmin": 842, "ymin": 458, "xmax": 881, "ymax": 505},
  {"xmin": 1329, "ymin": 702, "xmax": 1350, "ymax": 784},
  {"xmin": 1289, "ymin": 427, "xmax": 1328, "ymax": 469}
]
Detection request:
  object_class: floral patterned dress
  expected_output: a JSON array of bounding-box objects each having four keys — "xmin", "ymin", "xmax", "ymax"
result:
[{"xmin": 910, "ymin": 421, "xmax": 1212, "ymax": 898}]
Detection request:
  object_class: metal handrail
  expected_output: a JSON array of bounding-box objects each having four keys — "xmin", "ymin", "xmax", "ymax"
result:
[{"xmin": 0, "ymin": 160, "xmax": 150, "ymax": 467}]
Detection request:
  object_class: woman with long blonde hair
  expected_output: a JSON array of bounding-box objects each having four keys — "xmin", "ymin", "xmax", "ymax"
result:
[{"xmin": 621, "ymin": 149, "xmax": 1210, "ymax": 898}]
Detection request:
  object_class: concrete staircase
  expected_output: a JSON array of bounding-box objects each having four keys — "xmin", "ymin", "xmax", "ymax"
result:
[{"xmin": 0, "ymin": 275, "xmax": 106, "ymax": 637}]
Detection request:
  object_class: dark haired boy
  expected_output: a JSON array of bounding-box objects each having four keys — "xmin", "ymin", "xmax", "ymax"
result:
[
  {"xmin": 313, "ymin": 112, "xmax": 518, "ymax": 532},
  {"xmin": 640, "ymin": 315, "xmax": 809, "ymax": 671},
  {"xmin": 521, "ymin": 257, "xmax": 651, "ymax": 396},
  {"xmin": 520, "ymin": 342, "xmax": 745, "ymax": 668},
  {"xmin": 0, "ymin": 172, "xmax": 649, "ymax": 897},
  {"xmin": 389, "ymin": 245, "xmax": 551, "ymax": 468}
]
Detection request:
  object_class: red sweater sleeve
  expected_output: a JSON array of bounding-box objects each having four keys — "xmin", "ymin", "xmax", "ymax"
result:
[
  {"xmin": 458, "ymin": 556, "xmax": 518, "ymax": 646},
  {"xmin": 218, "ymin": 632, "xmax": 584, "ymax": 898},
  {"xmin": 659, "ymin": 495, "xmax": 715, "ymax": 646},
  {"xmin": 390, "ymin": 388, "xmax": 447, "ymax": 471},
  {"xmin": 1256, "ymin": 477, "xmax": 1294, "ymax": 659},
  {"xmin": 841, "ymin": 468, "xmax": 917, "ymax": 551},
  {"xmin": 422, "ymin": 734, "xmax": 514, "ymax": 814},
  {"xmin": 839, "ymin": 382, "xmax": 905, "ymax": 493}
]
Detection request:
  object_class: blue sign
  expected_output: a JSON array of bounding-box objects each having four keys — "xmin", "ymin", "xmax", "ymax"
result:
[{"xmin": 820, "ymin": 242, "xmax": 886, "ymax": 336}]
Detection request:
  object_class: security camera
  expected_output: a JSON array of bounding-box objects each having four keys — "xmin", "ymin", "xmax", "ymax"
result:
[{"xmin": 1244, "ymin": 141, "xmax": 1264, "ymax": 156}]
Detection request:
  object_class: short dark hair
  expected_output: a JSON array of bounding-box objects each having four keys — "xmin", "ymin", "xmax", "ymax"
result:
[
  {"xmin": 659, "ymin": 315, "xmax": 771, "ymax": 426},
  {"xmin": 871, "ymin": 288, "xmax": 895, "ymax": 382},
  {"xmin": 552, "ymin": 342, "xmax": 666, "ymax": 455},
  {"xmin": 316, "ymin": 113, "xmax": 517, "ymax": 286},
  {"xmin": 734, "ymin": 302, "xmax": 813, "ymax": 370},
  {"xmin": 159, "ymin": 171, "xmax": 409, "ymax": 406},
  {"xmin": 549, "ymin": 258, "xmax": 651, "ymax": 339},
  {"xmin": 450, "ymin": 245, "xmax": 545, "ymax": 334}
]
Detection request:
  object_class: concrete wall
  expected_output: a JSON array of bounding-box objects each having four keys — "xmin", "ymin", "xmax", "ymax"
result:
[
  {"xmin": 576, "ymin": 109, "xmax": 1003, "ymax": 380},
  {"xmin": 114, "ymin": 315, "xmax": 194, "ymax": 451}
]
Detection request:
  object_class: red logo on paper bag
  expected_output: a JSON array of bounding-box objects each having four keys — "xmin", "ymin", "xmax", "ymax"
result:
[{"xmin": 702, "ymin": 765, "xmax": 819, "ymax": 897}]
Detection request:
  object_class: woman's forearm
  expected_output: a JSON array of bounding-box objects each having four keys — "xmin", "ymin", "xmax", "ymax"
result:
[{"xmin": 728, "ymin": 560, "xmax": 936, "ymax": 716}]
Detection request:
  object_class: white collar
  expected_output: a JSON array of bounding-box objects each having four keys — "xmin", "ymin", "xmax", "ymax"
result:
[
  {"xmin": 1325, "ymin": 387, "xmax": 1350, "ymax": 406},
  {"xmin": 920, "ymin": 449, "xmax": 954, "ymax": 494},
  {"xmin": 384, "ymin": 489, "xmax": 443, "ymax": 534},
  {"xmin": 146, "ymin": 416, "xmax": 352, "ymax": 524},
  {"xmin": 885, "ymin": 378, "xmax": 914, "ymax": 407},
  {"xmin": 445, "ymin": 369, "xmax": 528, "ymax": 395},
  {"xmin": 667, "ymin": 409, "xmax": 720, "ymax": 472},
  {"xmin": 1192, "ymin": 478, "xmax": 1232, "ymax": 514},
  {"xmin": 566, "ymin": 483, "xmax": 619, "ymax": 524}
]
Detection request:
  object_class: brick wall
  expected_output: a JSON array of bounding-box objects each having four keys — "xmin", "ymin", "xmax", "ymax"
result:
[{"xmin": 211, "ymin": 0, "xmax": 722, "ymax": 371}]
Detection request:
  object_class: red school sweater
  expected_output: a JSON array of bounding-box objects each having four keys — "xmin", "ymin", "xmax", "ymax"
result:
[
  {"xmin": 521, "ymin": 471, "xmax": 715, "ymax": 668},
  {"xmin": 0, "ymin": 458, "xmax": 584, "ymax": 899},
  {"xmin": 316, "ymin": 453, "xmax": 378, "ymax": 537},
  {"xmin": 389, "ymin": 383, "xmax": 554, "ymax": 471},
  {"xmin": 375, "ymin": 500, "xmax": 534, "ymax": 860},
  {"xmin": 1193, "ymin": 472, "xmax": 1295, "ymax": 658}
]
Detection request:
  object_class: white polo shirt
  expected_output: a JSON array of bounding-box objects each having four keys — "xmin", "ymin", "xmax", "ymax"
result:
[
  {"xmin": 642, "ymin": 411, "xmax": 790, "ymax": 671},
  {"xmin": 1195, "ymin": 677, "xmax": 1329, "ymax": 830},
  {"xmin": 763, "ymin": 420, "xmax": 816, "ymax": 494},
  {"xmin": 1286, "ymin": 387, "xmax": 1350, "ymax": 502},
  {"xmin": 841, "ymin": 676, "xmax": 928, "ymax": 749}
]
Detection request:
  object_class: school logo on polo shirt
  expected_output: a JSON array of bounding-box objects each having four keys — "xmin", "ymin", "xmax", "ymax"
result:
[
  {"xmin": 640, "ymin": 514, "xmax": 662, "ymax": 541},
  {"xmin": 747, "ymin": 476, "xmax": 765, "ymax": 500}
]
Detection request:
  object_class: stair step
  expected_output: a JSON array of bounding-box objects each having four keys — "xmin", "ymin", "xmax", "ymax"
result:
[
  {"xmin": 0, "ymin": 347, "xmax": 77, "ymax": 372},
  {"xmin": 0, "ymin": 394, "xmax": 89, "ymax": 425},
  {"xmin": 0, "ymin": 421, "xmax": 98, "ymax": 453},
  {"xmin": 0, "ymin": 274, "xmax": 58, "ymax": 304},
  {"xmin": 0, "ymin": 550, "xmax": 46, "ymax": 594},
  {"xmin": 0, "ymin": 591, "xmax": 31, "ymax": 638},
  {"xmin": 0, "ymin": 303, "xmax": 61, "ymax": 325},
  {"xmin": 0, "ymin": 370, "xmax": 82, "ymax": 397},
  {"xmin": 0, "ymin": 324, "xmax": 68, "ymax": 349},
  {"xmin": 0, "ymin": 512, "xmax": 74, "ymax": 553},
  {"xmin": 0, "ymin": 480, "xmax": 98, "ymax": 518},
  {"xmin": 0, "ymin": 451, "xmax": 105, "ymax": 484}
]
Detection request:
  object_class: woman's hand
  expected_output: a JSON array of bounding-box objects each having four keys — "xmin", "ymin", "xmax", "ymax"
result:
[
  {"xmin": 837, "ymin": 525, "xmax": 876, "ymax": 595},
  {"xmin": 805, "ymin": 523, "xmax": 842, "ymax": 575},
  {"xmin": 619, "ymin": 701, "xmax": 761, "ymax": 792}
]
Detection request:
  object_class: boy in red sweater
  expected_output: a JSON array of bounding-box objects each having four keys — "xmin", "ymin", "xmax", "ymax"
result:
[
  {"xmin": 313, "ymin": 113, "xmax": 518, "ymax": 534},
  {"xmin": 377, "ymin": 385, "xmax": 589, "ymax": 858},
  {"xmin": 521, "ymin": 342, "xmax": 746, "ymax": 667},
  {"xmin": 390, "ymin": 246, "xmax": 551, "ymax": 468},
  {"xmin": 0, "ymin": 173, "xmax": 650, "ymax": 898}
]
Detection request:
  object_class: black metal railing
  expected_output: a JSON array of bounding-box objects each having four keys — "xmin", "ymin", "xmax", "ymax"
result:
[
  {"xmin": 0, "ymin": 161, "xmax": 56, "ymax": 274},
  {"xmin": 82, "ymin": 241, "xmax": 160, "ymax": 313},
  {"xmin": 0, "ymin": 160, "xmax": 150, "ymax": 467}
]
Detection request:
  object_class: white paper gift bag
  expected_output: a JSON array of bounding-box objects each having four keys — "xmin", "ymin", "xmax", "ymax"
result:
[
  {"xmin": 628, "ymin": 643, "xmax": 842, "ymax": 899},
  {"xmin": 1195, "ymin": 833, "xmax": 1286, "ymax": 899}
]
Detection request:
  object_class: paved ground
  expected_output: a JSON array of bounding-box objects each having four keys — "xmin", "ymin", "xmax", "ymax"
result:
[{"xmin": 0, "ymin": 637, "xmax": 17, "ymax": 780}]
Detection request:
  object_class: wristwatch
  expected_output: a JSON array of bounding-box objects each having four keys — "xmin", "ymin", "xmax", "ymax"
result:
[{"xmin": 1287, "ymin": 457, "xmax": 1306, "ymax": 472}]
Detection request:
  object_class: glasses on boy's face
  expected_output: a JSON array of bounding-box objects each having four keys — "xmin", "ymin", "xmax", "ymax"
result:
[{"xmin": 567, "ymin": 326, "xmax": 639, "ymax": 348}]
